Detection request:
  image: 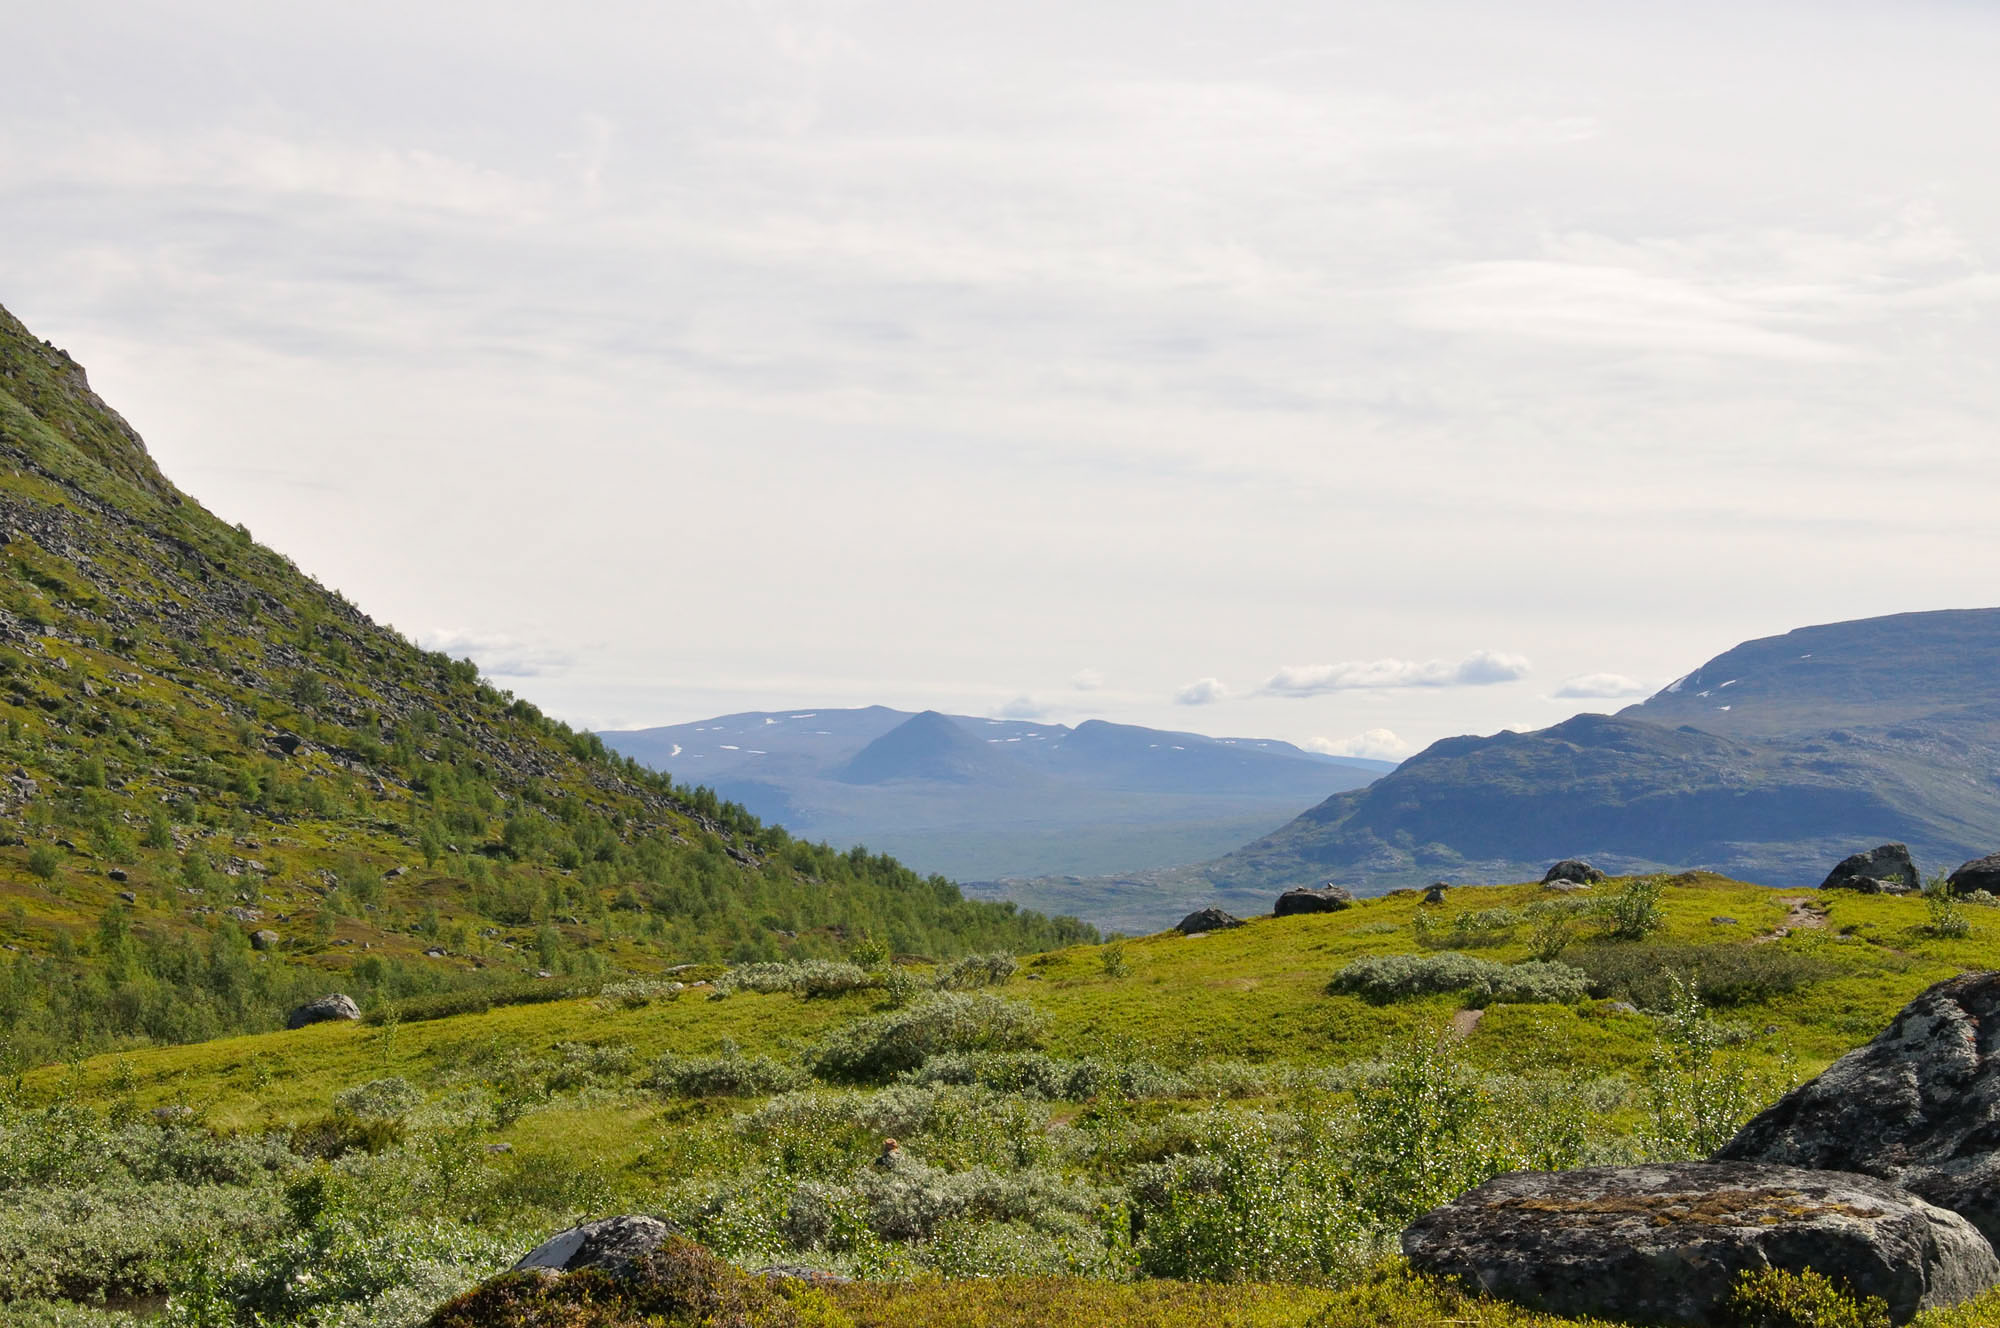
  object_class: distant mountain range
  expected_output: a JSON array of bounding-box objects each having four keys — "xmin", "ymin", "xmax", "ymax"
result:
[
  {"xmin": 596, "ymin": 708, "xmax": 1393, "ymax": 882},
  {"xmin": 972, "ymin": 608, "xmax": 2000, "ymax": 932},
  {"xmin": 1208, "ymin": 607, "xmax": 2000, "ymax": 893}
]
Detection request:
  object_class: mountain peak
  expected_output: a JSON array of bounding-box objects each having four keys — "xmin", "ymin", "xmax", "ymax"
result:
[
  {"xmin": 0, "ymin": 303, "xmax": 172, "ymax": 500},
  {"xmin": 835, "ymin": 710, "xmax": 1034, "ymax": 786}
]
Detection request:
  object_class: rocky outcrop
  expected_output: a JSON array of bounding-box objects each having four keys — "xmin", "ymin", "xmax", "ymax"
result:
[
  {"xmin": 1273, "ymin": 884, "xmax": 1355, "ymax": 916},
  {"xmin": 1175, "ymin": 907, "xmax": 1243, "ymax": 934},
  {"xmin": 250, "ymin": 929, "xmax": 280, "ymax": 951},
  {"xmin": 1949, "ymin": 854, "xmax": 2000, "ymax": 896},
  {"xmin": 1717, "ymin": 970, "xmax": 2000, "ymax": 1247},
  {"xmin": 1542, "ymin": 859, "xmax": 1607, "ymax": 885},
  {"xmin": 285, "ymin": 993, "xmax": 361, "ymax": 1029},
  {"xmin": 1822, "ymin": 843, "xmax": 1921, "ymax": 894},
  {"xmin": 513, "ymin": 1215, "xmax": 681, "ymax": 1276},
  {"xmin": 1403, "ymin": 1161, "xmax": 1999, "ymax": 1325},
  {"xmin": 1423, "ymin": 883, "xmax": 1448, "ymax": 904}
]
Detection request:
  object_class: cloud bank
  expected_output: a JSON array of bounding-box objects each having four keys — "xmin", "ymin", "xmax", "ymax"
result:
[
  {"xmin": 1264, "ymin": 651, "xmax": 1531, "ymax": 697},
  {"xmin": 1552, "ymin": 672, "xmax": 1652, "ymax": 699},
  {"xmin": 1306, "ymin": 728, "xmax": 1410, "ymax": 760},
  {"xmin": 1175, "ymin": 678, "xmax": 1229, "ymax": 706}
]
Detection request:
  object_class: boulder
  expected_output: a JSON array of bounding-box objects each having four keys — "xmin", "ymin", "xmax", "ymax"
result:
[
  {"xmin": 1542, "ymin": 859, "xmax": 1607, "ymax": 885},
  {"xmin": 514, "ymin": 1215, "xmax": 681, "ymax": 1276},
  {"xmin": 1717, "ymin": 970, "xmax": 2000, "ymax": 1247},
  {"xmin": 285, "ymin": 993, "xmax": 361, "ymax": 1029},
  {"xmin": 1949, "ymin": 853, "xmax": 2000, "ymax": 896},
  {"xmin": 1402, "ymin": 1161, "xmax": 1999, "ymax": 1325},
  {"xmin": 1175, "ymin": 907, "xmax": 1243, "ymax": 934},
  {"xmin": 1542, "ymin": 879, "xmax": 1592, "ymax": 893},
  {"xmin": 1423, "ymin": 883, "xmax": 1448, "ymax": 905},
  {"xmin": 1274, "ymin": 884, "xmax": 1355, "ymax": 916},
  {"xmin": 1822, "ymin": 843, "xmax": 1921, "ymax": 894},
  {"xmin": 250, "ymin": 928, "xmax": 280, "ymax": 951}
]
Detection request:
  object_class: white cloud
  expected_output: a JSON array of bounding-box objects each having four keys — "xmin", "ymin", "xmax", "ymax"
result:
[
  {"xmin": 1264, "ymin": 651, "xmax": 1531, "ymax": 696},
  {"xmin": 1071, "ymin": 668, "xmax": 1105, "ymax": 691},
  {"xmin": 1175, "ymin": 677, "xmax": 1229, "ymax": 706},
  {"xmin": 995, "ymin": 694, "xmax": 1047, "ymax": 720},
  {"xmin": 1552, "ymin": 672, "xmax": 1652, "ymax": 699},
  {"xmin": 417, "ymin": 629, "xmax": 572, "ymax": 678},
  {"xmin": 1306, "ymin": 728, "xmax": 1411, "ymax": 760}
]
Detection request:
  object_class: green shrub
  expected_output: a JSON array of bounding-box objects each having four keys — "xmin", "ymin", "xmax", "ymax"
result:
[
  {"xmin": 1926, "ymin": 890, "xmax": 1972, "ymax": 939},
  {"xmin": 934, "ymin": 952, "xmax": 1017, "ymax": 991},
  {"xmin": 1603, "ymin": 876, "xmax": 1666, "ymax": 940},
  {"xmin": 649, "ymin": 1049, "xmax": 808, "ymax": 1098},
  {"xmin": 1567, "ymin": 943, "xmax": 1832, "ymax": 1009},
  {"xmin": 1329, "ymin": 952, "xmax": 1586, "ymax": 1005},
  {"xmin": 716, "ymin": 960, "xmax": 879, "ymax": 999},
  {"xmin": 809, "ymin": 994, "xmax": 1048, "ymax": 1082},
  {"xmin": 25, "ymin": 845, "xmax": 60, "ymax": 880},
  {"xmin": 1728, "ymin": 1267, "xmax": 1890, "ymax": 1328},
  {"xmin": 332, "ymin": 1076, "xmax": 421, "ymax": 1121}
]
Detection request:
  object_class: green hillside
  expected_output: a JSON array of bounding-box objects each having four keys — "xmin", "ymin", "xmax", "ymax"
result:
[
  {"xmin": 0, "ymin": 303, "xmax": 1091, "ymax": 1069},
  {"xmin": 9, "ymin": 874, "xmax": 2000, "ymax": 1327}
]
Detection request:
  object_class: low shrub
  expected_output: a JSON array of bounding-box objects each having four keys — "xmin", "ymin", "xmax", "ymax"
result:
[
  {"xmin": 933, "ymin": 952, "xmax": 1017, "ymax": 991},
  {"xmin": 1566, "ymin": 943, "xmax": 1833, "ymax": 1010},
  {"xmin": 809, "ymin": 994, "xmax": 1047, "ymax": 1082},
  {"xmin": 366, "ymin": 977, "xmax": 593, "ymax": 1025},
  {"xmin": 715, "ymin": 960, "xmax": 880, "ymax": 999},
  {"xmin": 1603, "ymin": 877, "xmax": 1666, "ymax": 941},
  {"xmin": 1330, "ymin": 953, "xmax": 1587, "ymax": 1005},
  {"xmin": 650, "ymin": 1050, "xmax": 808, "ymax": 1098},
  {"xmin": 1727, "ymin": 1267, "xmax": 1890, "ymax": 1328}
]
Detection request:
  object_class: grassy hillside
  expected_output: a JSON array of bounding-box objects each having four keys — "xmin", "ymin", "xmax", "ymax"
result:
[
  {"xmin": 0, "ymin": 303, "xmax": 1092, "ymax": 1069},
  {"xmin": 10, "ymin": 874, "xmax": 2000, "ymax": 1327}
]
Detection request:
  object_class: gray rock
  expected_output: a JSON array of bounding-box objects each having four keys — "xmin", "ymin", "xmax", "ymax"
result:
[
  {"xmin": 1423, "ymin": 883, "xmax": 1448, "ymax": 905},
  {"xmin": 513, "ymin": 1215, "xmax": 681, "ymax": 1276},
  {"xmin": 1175, "ymin": 907, "xmax": 1244, "ymax": 934},
  {"xmin": 1403, "ymin": 1161, "xmax": 1999, "ymax": 1325},
  {"xmin": 1949, "ymin": 853, "xmax": 2000, "ymax": 896},
  {"xmin": 1718, "ymin": 970, "xmax": 2000, "ymax": 1248},
  {"xmin": 1543, "ymin": 878, "xmax": 1592, "ymax": 893},
  {"xmin": 1710, "ymin": 916, "xmax": 1738, "ymax": 926},
  {"xmin": 1822, "ymin": 843, "xmax": 1921, "ymax": 894},
  {"xmin": 1542, "ymin": 859, "xmax": 1607, "ymax": 885},
  {"xmin": 285, "ymin": 993, "xmax": 361, "ymax": 1029},
  {"xmin": 117, "ymin": 890, "xmax": 136, "ymax": 904},
  {"xmin": 1273, "ymin": 884, "xmax": 1356, "ymax": 916},
  {"xmin": 250, "ymin": 929, "xmax": 280, "ymax": 951},
  {"xmin": 107, "ymin": 868, "xmax": 128, "ymax": 883}
]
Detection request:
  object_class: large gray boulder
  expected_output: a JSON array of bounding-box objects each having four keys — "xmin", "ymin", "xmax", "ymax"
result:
[
  {"xmin": 1273, "ymin": 884, "xmax": 1355, "ymax": 916},
  {"xmin": 285, "ymin": 993, "xmax": 361, "ymax": 1029},
  {"xmin": 1949, "ymin": 853, "xmax": 2000, "ymax": 896},
  {"xmin": 1822, "ymin": 843, "xmax": 1921, "ymax": 894},
  {"xmin": 513, "ymin": 1215, "xmax": 681, "ymax": 1276},
  {"xmin": 1542, "ymin": 859, "xmax": 1606, "ymax": 885},
  {"xmin": 1403, "ymin": 1161, "xmax": 1998, "ymax": 1325},
  {"xmin": 1175, "ymin": 907, "xmax": 1243, "ymax": 934},
  {"xmin": 1718, "ymin": 970, "xmax": 2000, "ymax": 1247}
]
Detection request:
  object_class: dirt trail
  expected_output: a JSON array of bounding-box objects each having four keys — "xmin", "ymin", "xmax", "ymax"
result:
[
  {"xmin": 1451, "ymin": 1008, "xmax": 1486, "ymax": 1039},
  {"xmin": 1756, "ymin": 896, "xmax": 1828, "ymax": 944}
]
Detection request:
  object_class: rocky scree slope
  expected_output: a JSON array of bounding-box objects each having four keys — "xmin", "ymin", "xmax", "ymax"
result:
[{"xmin": 0, "ymin": 303, "xmax": 1088, "ymax": 1061}]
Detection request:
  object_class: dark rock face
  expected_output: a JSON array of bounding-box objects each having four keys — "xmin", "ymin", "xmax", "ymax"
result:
[
  {"xmin": 1542, "ymin": 859, "xmax": 1607, "ymax": 885},
  {"xmin": 1423, "ymin": 883, "xmax": 1448, "ymax": 905},
  {"xmin": 1175, "ymin": 907, "xmax": 1243, "ymax": 934},
  {"xmin": 1950, "ymin": 853, "xmax": 2000, "ymax": 895},
  {"xmin": 1403, "ymin": 1162, "xmax": 1999, "ymax": 1325},
  {"xmin": 1823, "ymin": 843, "xmax": 1921, "ymax": 894},
  {"xmin": 1718, "ymin": 971, "xmax": 2000, "ymax": 1248},
  {"xmin": 513, "ymin": 1215, "xmax": 681, "ymax": 1276},
  {"xmin": 284, "ymin": 993, "xmax": 361, "ymax": 1029},
  {"xmin": 1273, "ymin": 885, "xmax": 1355, "ymax": 916}
]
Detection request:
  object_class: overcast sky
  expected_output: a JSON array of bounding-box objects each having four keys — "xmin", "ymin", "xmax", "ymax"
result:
[{"xmin": 7, "ymin": 1, "xmax": 1998, "ymax": 759}]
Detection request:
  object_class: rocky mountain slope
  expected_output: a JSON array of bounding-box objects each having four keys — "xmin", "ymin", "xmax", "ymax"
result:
[
  {"xmin": 598, "ymin": 707, "xmax": 1390, "ymax": 883},
  {"xmin": 0, "ymin": 302, "xmax": 1089, "ymax": 1064},
  {"xmin": 1201, "ymin": 608, "xmax": 2000, "ymax": 901}
]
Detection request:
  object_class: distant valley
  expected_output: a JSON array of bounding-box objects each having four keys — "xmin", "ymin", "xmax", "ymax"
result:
[{"xmin": 597, "ymin": 707, "xmax": 1393, "ymax": 886}]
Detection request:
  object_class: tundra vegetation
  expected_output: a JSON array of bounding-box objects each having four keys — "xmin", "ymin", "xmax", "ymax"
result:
[{"xmin": 7, "ymin": 876, "xmax": 2000, "ymax": 1328}]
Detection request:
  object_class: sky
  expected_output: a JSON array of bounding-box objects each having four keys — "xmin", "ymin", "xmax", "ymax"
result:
[{"xmin": 6, "ymin": 1, "xmax": 1998, "ymax": 761}]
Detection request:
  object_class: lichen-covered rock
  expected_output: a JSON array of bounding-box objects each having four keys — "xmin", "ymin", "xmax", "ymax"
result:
[
  {"xmin": 1175, "ymin": 907, "xmax": 1243, "ymax": 934},
  {"xmin": 284, "ymin": 993, "xmax": 360, "ymax": 1029},
  {"xmin": 1822, "ymin": 843, "xmax": 1921, "ymax": 894},
  {"xmin": 1949, "ymin": 853, "xmax": 2000, "ymax": 896},
  {"xmin": 1541, "ymin": 859, "xmax": 1607, "ymax": 885},
  {"xmin": 1402, "ymin": 1162, "xmax": 1999, "ymax": 1325},
  {"xmin": 1718, "ymin": 970, "xmax": 2000, "ymax": 1247},
  {"xmin": 513, "ymin": 1215, "xmax": 681, "ymax": 1276},
  {"xmin": 1273, "ymin": 885, "xmax": 1355, "ymax": 916}
]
